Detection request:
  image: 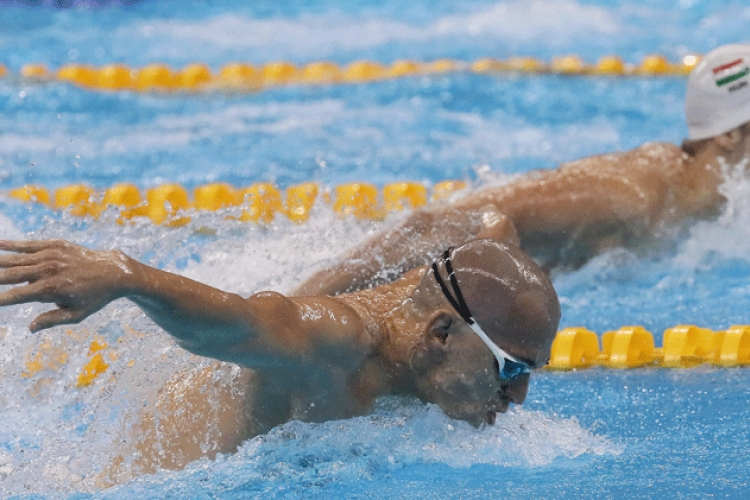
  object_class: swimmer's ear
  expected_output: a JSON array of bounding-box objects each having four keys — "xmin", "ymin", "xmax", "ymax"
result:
[
  {"xmin": 426, "ymin": 310, "xmax": 453, "ymax": 345},
  {"xmin": 714, "ymin": 128, "xmax": 743, "ymax": 152},
  {"xmin": 409, "ymin": 310, "xmax": 453, "ymax": 374}
]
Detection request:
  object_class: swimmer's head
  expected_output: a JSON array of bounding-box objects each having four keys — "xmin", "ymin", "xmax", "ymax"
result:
[
  {"xmin": 686, "ymin": 43, "xmax": 750, "ymax": 141},
  {"xmin": 406, "ymin": 240, "xmax": 560, "ymax": 426}
]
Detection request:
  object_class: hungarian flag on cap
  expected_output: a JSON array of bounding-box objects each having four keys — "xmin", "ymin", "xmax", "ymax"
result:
[{"xmin": 713, "ymin": 58, "xmax": 750, "ymax": 88}]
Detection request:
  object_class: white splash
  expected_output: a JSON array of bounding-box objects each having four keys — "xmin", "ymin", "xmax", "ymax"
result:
[
  {"xmin": 676, "ymin": 158, "xmax": 750, "ymax": 267},
  {"xmin": 100, "ymin": 401, "xmax": 619, "ymax": 497}
]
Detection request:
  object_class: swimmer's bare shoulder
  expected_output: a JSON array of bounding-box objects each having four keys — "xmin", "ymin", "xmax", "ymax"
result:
[{"xmin": 454, "ymin": 141, "xmax": 688, "ymax": 228}]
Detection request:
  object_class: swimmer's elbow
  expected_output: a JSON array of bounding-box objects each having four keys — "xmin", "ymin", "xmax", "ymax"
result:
[
  {"xmin": 243, "ymin": 291, "xmax": 312, "ymax": 354},
  {"xmin": 172, "ymin": 324, "xmax": 253, "ymax": 361},
  {"xmin": 163, "ymin": 292, "xmax": 295, "ymax": 362}
]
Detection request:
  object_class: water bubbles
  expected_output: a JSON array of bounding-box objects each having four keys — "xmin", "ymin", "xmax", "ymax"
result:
[
  {"xmin": 15, "ymin": 306, "xmax": 33, "ymax": 318},
  {"xmin": 0, "ymin": 450, "xmax": 13, "ymax": 480}
]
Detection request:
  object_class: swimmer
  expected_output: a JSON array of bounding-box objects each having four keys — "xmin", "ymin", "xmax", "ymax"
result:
[
  {"xmin": 295, "ymin": 43, "xmax": 750, "ymax": 296},
  {"xmin": 0, "ymin": 237, "xmax": 559, "ymax": 479}
]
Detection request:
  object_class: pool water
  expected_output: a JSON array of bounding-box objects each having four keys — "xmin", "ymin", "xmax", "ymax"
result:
[{"xmin": 1, "ymin": 0, "xmax": 750, "ymax": 498}]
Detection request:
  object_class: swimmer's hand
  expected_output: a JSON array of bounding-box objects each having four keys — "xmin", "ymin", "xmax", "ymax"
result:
[{"xmin": 0, "ymin": 239, "xmax": 133, "ymax": 332}]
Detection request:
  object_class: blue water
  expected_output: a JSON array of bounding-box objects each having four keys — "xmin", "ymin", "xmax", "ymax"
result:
[{"xmin": 1, "ymin": 0, "xmax": 750, "ymax": 498}]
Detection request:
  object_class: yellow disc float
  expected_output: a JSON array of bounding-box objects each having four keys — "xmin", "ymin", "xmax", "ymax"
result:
[
  {"xmin": 57, "ymin": 64, "xmax": 97, "ymax": 88},
  {"xmin": 426, "ymin": 59, "xmax": 459, "ymax": 74},
  {"xmin": 638, "ymin": 54, "xmax": 671, "ymax": 75},
  {"xmin": 194, "ymin": 183, "xmax": 241, "ymax": 212},
  {"xmin": 383, "ymin": 182, "xmax": 427, "ymax": 212},
  {"xmin": 239, "ymin": 183, "xmax": 285, "ymax": 224},
  {"xmin": 714, "ymin": 325, "xmax": 750, "ymax": 367},
  {"xmin": 20, "ymin": 63, "xmax": 49, "ymax": 80},
  {"xmin": 507, "ymin": 57, "xmax": 546, "ymax": 73},
  {"xmin": 301, "ymin": 61, "xmax": 342, "ymax": 84},
  {"xmin": 145, "ymin": 184, "xmax": 191, "ymax": 226},
  {"xmin": 218, "ymin": 62, "xmax": 260, "ymax": 90},
  {"xmin": 96, "ymin": 64, "xmax": 134, "ymax": 91},
  {"xmin": 179, "ymin": 63, "xmax": 212, "ymax": 90},
  {"xmin": 470, "ymin": 57, "xmax": 506, "ymax": 73},
  {"xmin": 551, "ymin": 55, "xmax": 586, "ymax": 74},
  {"xmin": 343, "ymin": 60, "xmax": 386, "ymax": 83},
  {"xmin": 135, "ymin": 63, "xmax": 176, "ymax": 92},
  {"xmin": 262, "ymin": 61, "xmax": 298, "ymax": 85},
  {"xmin": 661, "ymin": 325, "xmax": 715, "ymax": 367},
  {"xmin": 549, "ymin": 327, "xmax": 600, "ymax": 370},
  {"xmin": 595, "ymin": 56, "xmax": 626, "ymax": 75},
  {"xmin": 388, "ymin": 59, "xmax": 422, "ymax": 77},
  {"xmin": 285, "ymin": 182, "xmax": 319, "ymax": 223}
]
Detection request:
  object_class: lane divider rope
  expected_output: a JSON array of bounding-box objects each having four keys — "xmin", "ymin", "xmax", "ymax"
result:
[
  {"xmin": 6, "ymin": 181, "xmax": 467, "ymax": 225},
  {"xmin": 548, "ymin": 325, "xmax": 750, "ymax": 370},
  {"xmin": 0, "ymin": 54, "xmax": 700, "ymax": 94}
]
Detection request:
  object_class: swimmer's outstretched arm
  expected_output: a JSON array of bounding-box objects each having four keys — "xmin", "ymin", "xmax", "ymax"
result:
[{"xmin": 0, "ymin": 239, "xmax": 371, "ymax": 367}]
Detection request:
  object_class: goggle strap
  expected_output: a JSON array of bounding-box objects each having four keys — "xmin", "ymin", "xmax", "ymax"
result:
[
  {"xmin": 431, "ymin": 248, "xmax": 532, "ymax": 378},
  {"xmin": 431, "ymin": 250, "xmax": 474, "ymax": 325},
  {"xmin": 469, "ymin": 322, "xmax": 511, "ymax": 371},
  {"xmin": 442, "ymin": 249, "xmax": 474, "ymax": 324}
]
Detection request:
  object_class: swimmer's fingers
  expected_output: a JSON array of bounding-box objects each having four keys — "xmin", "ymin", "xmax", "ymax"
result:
[
  {"xmin": 0, "ymin": 240, "xmax": 71, "ymax": 269},
  {"xmin": 0, "ymin": 280, "xmax": 59, "ymax": 307},
  {"xmin": 29, "ymin": 307, "xmax": 92, "ymax": 333},
  {"xmin": 0, "ymin": 263, "xmax": 51, "ymax": 285},
  {"xmin": 0, "ymin": 239, "xmax": 66, "ymax": 255},
  {"xmin": 0, "ymin": 252, "xmax": 43, "ymax": 269}
]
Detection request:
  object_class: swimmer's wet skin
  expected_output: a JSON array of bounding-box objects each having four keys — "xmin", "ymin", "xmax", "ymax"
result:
[
  {"xmin": 0, "ymin": 238, "xmax": 559, "ymax": 477},
  {"xmin": 294, "ymin": 43, "xmax": 750, "ymax": 298}
]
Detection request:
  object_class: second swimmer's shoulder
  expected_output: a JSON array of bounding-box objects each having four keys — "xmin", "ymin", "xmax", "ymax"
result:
[{"xmin": 633, "ymin": 141, "xmax": 684, "ymax": 160}]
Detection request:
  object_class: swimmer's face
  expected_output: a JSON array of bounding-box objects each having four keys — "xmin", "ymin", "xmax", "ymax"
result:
[
  {"xmin": 408, "ymin": 311, "xmax": 535, "ymax": 426},
  {"xmin": 406, "ymin": 265, "xmax": 551, "ymax": 426}
]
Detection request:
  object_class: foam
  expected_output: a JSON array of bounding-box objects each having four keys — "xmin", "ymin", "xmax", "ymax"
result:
[
  {"xmin": 676, "ymin": 158, "xmax": 750, "ymax": 267},
  {"xmin": 104, "ymin": 402, "xmax": 619, "ymax": 497}
]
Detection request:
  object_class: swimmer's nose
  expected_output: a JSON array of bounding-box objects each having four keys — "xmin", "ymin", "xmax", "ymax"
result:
[{"xmin": 501, "ymin": 373, "xmax": 530, "ymax": 406}]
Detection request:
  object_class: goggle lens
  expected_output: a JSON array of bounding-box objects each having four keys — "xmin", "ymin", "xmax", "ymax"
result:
[{"xmin": 499, "ymin": 358, "xmax": 531, "ymax": 380}]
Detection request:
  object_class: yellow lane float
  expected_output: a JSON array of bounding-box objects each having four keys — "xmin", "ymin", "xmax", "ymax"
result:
[
  {"xmin": 218, "ymin": 62, "xmax": 260, "ymax": 90},
  {"xmin": 301, "ymin": 61, "xmax": 342, "ymax": 84},
  {"xmin": 549, "ymin": 325, "xmax": 750, "ymax": 370},
  {"xmin": 57, "ymin": 64, "xmax": 97, "ymax": 88},
  {"xmin": 7, "ymin": 180, "xmax": 469, "ymax": 225},
  {"xmin": 7, "ymin": 53, "xmax": 703, "ymax": 95}
]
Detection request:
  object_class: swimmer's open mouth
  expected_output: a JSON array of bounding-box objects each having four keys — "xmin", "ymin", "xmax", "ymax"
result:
[{"xmin": 485, "ymin": 392, "xmax": 514, "ymax": 424}]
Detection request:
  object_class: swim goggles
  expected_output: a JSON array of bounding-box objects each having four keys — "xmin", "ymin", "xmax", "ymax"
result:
[{"xmin": 431, "ymin": 249, "xmax": 532, "ymax": 380}]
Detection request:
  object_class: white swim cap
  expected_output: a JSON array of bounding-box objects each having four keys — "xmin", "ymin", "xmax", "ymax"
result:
[{"xmin": 686, "ymin": 43, "xmax": 750, "ymax": 140}]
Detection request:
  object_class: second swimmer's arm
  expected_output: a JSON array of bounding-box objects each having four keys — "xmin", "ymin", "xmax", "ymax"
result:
[{"xmin": 294, "ymin": 145, "xmax": 685, "ymax": 297}]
